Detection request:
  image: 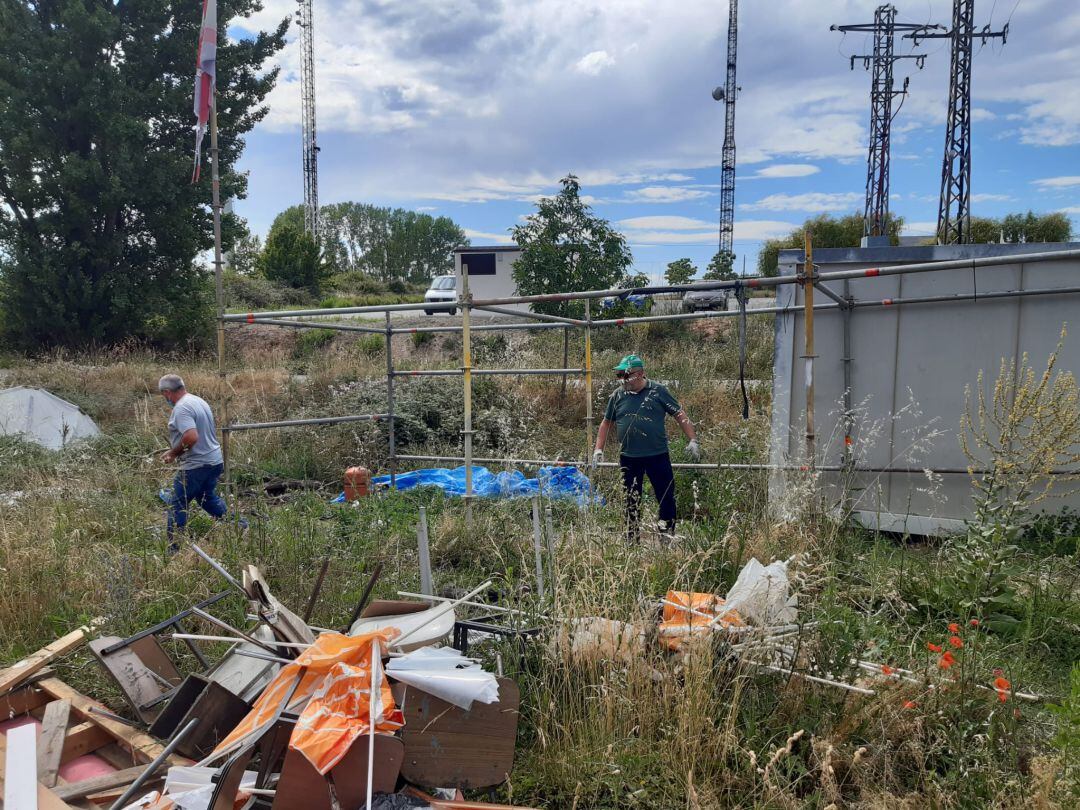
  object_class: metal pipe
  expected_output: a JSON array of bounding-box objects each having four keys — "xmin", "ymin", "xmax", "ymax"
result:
[
  {"xmin": 584, "ymin": 299, "xmax": 594, "ymax": 460},
  {"xmin": 302, "ymin": 556, "xmax": 331, "ymax": 623},
  {"xmin": 841, "ymin": 276, "xmax": 855, "ymax": 496},
  {"xmin": 803, "ymin": 233, "xmax": 817, "ymax": 467},
  {"xmin": 462, "ymin": 267, "xmax": 474, "ymax": 529},
  {"xmin": 417, "ymin": 507, "xmax": 433, "ymax": 597},
  {"xmin": 190, "ymin": 544, "xmax": 246, "ymax": 594},
  {"xmin": 397, "ymin": 320, "xmax": 567, "ymax": 335},
  {"xmin": 392, "ymin": 368, "xmax": 585, "ymax": 377},
  {"xmin": 99, "ymin": 591, "xmax": 232, "ymax": 655},
  {"xmin": 531, "ymin": 496, "xmax": 545, "ymax": 602},
  {"xmin": 190, "ymin": 607, "xmax": 283, "ymax": 656},
  {"xmin": 107, "ymin": 717, "xmax": 201, "ymax": 810},
  {"xmin": 344, "ymin": 563, "xmax": 383, "ymax": 632},
  {"xmin": 223, "ymin": 413, "xmax": 387, "ymax": 432},
  {"xmin": 813, "ymin": 280, "xmax": 848, "ymax": 307},
  {"xmin": 851, "ymin": 283, "xmax": 1080, "ymax": 310},
  {"xmin": 473, "ymin": 303, "xmax": 587, "ymax": 326},
  {"xmin": 238, "ymin": 318, "xmax": 388, "ymax": 335},
  {"xmin": 224, "ymin": 300, "xmax": 454, "ymax": 320},
  {"xmin": 386, "ymin": 311, "xmax": 396, "ymax": 488}
]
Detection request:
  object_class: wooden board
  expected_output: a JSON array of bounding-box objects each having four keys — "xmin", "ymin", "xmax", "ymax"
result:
[
  {"xmin": 0, "ymin": 685, "xmax": 50, "ymax": 718},
  {"xmin": 128, "ymin": 637, "xmax": 182, "ymax": 686},
  {"xmin": 271, "ymin": 735, "xmax": 403, "ymax": 810},
  {"xmin": 147, "ymin": 674, "xmax": 250, "ymax": 760},
  {"xmin": 59, "ymin": 723, "xmax": 114, "ymax": 765},
  {"xmin": 0, "ymin": 734, "xmax": 73, "ymax": 810},
  {"xmin": 89, "ymin": 637, "xmax": 169, "ymax": 724},
  {"xmin": 37, "ymin": 699, "xmax": 71, "ymax": 787},
  {"xmin": 396, "ymin": 677, "xmax": 520, "ymax": 789},
  {"xmin": 4, "ymin": 723, "xmax": 37, "ymax": 810},
  {"xmin": 0, "ymin": 624, "xmax": 98, "ymax": 698},
  {"xmin": 52, "ymin": 765, "xmax": 148, "ymax": 802},
  {"xmin": 35, "ymin": 677, "xmax": 187, "ymax": 767}
]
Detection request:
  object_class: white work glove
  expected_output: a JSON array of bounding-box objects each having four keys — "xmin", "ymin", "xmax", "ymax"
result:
[
  {"xmin": 686, "ymin": 440, "xmax": 701, "ymax": 462},
  {"xmin": 592, "ymin": 448, "xmax": 604, "ymax": 465}
]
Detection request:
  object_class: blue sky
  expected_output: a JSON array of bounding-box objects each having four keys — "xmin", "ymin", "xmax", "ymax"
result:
[{"xmin": 230, "ymin": 0, "xmax": 1080, "ymax": 281}]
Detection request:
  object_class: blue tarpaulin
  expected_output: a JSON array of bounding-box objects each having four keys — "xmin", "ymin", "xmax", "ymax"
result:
[{"xmin": 332, "ymin": 465, "xmax": 602, "ymax": 505}]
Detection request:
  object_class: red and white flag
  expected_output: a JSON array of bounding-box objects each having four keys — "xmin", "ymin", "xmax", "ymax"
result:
[{"xmin": 192, "ymin": 0, "xmax": 217, "ymax": 181}]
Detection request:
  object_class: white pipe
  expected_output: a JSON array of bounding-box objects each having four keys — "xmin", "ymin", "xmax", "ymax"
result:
[{"xmin": 366, "ymin": 640, "xmax": 378, "ymax": 810}]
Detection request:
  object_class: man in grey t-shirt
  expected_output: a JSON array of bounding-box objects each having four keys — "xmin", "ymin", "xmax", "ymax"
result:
[{"xmin": 159, "ymin": 374, "xmax": 237, "ymax": 551}]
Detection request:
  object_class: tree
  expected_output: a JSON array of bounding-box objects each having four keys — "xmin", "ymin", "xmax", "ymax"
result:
[
  {"xmin": 665, "ymin": 258, "xmax": 696, "ymax": 285},
  {"xmin": 270, "ymin": 203, "xmax": 468, "ymax": 284},
  {"xmin": 970, "ymin": 211, "xmax": 1073, "ymax": 244},
  {"xmin": 0, "ymin": 0, "xmax": 287, "ymax": 349},
  {"xmin": 703, "ymin": 250, "xmax": 737, "ymax": 281},
  {"xmin": 756, "ymin": 213, "xmax": 904, "ymax": 276},
  {"xmin": 228, "ymin": 223, "xmax": 262, "ymax": 277},
  {"xmin": 259, "ymin": 223, "xmax": 327, "ymax": 292},
  {"xmin": 511, "ymin": 175, "xmax": 633, "ymax": 317}
]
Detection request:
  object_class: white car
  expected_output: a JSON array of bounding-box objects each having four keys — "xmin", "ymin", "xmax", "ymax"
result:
[{"xmin": 423, "ymin": 275, "xmax": 458, "ymax": 315}]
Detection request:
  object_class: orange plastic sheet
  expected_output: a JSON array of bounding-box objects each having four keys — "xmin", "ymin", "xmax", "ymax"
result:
[
  {"xmin": 657, "ymin": 590, "xmax": 743, "ymax": 651},
  {"xmin": 212, "ymin": 630, "xmax": 397, "ymax": 757},
  {"xmin": 290, "ymin": 657, "xmax": 405, "ymax": 773}
]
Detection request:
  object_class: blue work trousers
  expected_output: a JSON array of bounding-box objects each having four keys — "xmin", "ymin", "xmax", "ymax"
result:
[{"xmin": 167, "ymin": 463, "xmax": 227, "ymax": 539}]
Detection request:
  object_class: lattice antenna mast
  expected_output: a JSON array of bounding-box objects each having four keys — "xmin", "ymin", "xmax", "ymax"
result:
[
  {"xmin": 832, "ymin": 5, "xmax": 933, "ymax": 240},
  {"xmin": 907, "ymin": 1, "xmax": 1007, "ymax": 244},
  {"xmin": 297, "ymin": 0, "xmax": 319, "ymax": 237},
  {"xmin": 712, "ymin": 0, "xmax": 739, "ymax": 260}
]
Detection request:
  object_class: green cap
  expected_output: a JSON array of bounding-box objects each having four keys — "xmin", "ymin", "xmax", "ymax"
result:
[{"xmin": 613, "ymin": 354, "xmax": 645, "ymax": 372}]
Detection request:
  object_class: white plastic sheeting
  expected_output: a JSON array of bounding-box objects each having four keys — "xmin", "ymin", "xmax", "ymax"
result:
[
  {"xmin": 0, "ymin": 386, "xmax": 101, "ymax": 450},
  {"xmin": 386, "ymin": 646, "xmax": 499, "ymax": 710},
  {"xmin": 722, "ymin": 557, "xmax": 798, "ymax": 626}
]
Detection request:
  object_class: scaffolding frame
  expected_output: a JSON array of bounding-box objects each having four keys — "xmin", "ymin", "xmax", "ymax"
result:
[{"xmin": 217, "ymin": 246, "xmax": 1080, "ymax": 523}]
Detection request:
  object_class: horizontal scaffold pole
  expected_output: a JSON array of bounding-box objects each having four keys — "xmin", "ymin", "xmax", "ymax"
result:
[
  {"xmin": 391, "ymin": 368, "xmax": 586, "ymax": 377},
  {"xmin": 237, "ymin": 318, "xmax": 389, "ymax": 334},
  {"xmin": 224, "ymin": 413, "xmax": 388, "ymax": 432}
]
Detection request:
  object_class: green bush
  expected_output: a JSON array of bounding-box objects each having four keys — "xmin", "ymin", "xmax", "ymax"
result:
[
  {"xmin": 293, "ymin": 329, "xmax": 337, "ymax": 358},
  {"xmin": 224, "ymin": 272, "xmax": 311, "ymax": 310}
]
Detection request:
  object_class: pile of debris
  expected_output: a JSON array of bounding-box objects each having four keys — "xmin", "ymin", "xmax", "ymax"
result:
[{"xmin": 0, "ymin": 547, "xmax": 530, "ymax": 809}]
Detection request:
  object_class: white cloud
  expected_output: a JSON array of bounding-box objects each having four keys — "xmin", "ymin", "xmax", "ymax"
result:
[
  {"xmin": 749, "ymin": 164, "xmax": 820, "ymax": 179},
  {"xmin": 624, "ymin": 186, "xmax": 711, "ymax": 203},
  {"xmin": 971, "ymin": 193, "xmax": 1014, "ymax": 203},
  {"xmin": 575, "ymin": 50, "xmax": 616, "ymax": 76},
  {"xmin": 734, "ymin": 220, "xmax": 798, "ymax": 240},
  {"xmin": 618, "ymin": 215, "xmax": 713, "ymax": 230},
  {"xmin": 624, "ymin": 230, "xmax": 717, "ymax": 245},
  {"xmin": 740, "ymin": 192, "xmax": 861, "ymax": 212},
  {"xmin": 1058, "ymin": 206, "xmax": 1080, "ymax": 215},
  {"xmin": 1033, "ymin": 176, "xmax": 1080, "ymax": 190},
  {"xmin": 416, "ymin": 205, "xmax": 437, "ymax": 211}
]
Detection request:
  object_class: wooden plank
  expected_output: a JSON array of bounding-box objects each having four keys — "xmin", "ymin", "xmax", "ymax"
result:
[
  {"xmin": 0, "ymin": 684, "xmax": 49, "ymax": 717},
  {"xmin": 0, "ymin": 623, "xmax": 100, "ymax": 698},
  {"xmin": 88, "ymin": 637, "xmax": 168, "ymax": 724},
  {"xmin": 396, "ymin": 677, "xmax": 520, "ymax": 789},
  {"xmin": 271, "ymin": 735, "xmax": 403, "ymax": 810},
  {"xmin": 52, "ymin": 765, "xmax": 147, "ymax": 802},
  {"xmin": 4, "ymin": 723, "xmax": 38, "ymax": 809},
  {"xmin": 34, "ymin": 677, "xmax": 188, "ymax": 767},
  {"xmin": 37, "ymin": 699, "xmax": 71, "ymax": 787},
  {"xmin": 0, "ymin": 734, "xmax": 74, "ymax": 810},
  {"xmin": 128, "ymin": 637, "xmax": 182, "ymax": 686},
  {"xmin": 59, "ymin": 723, "xmax": 114, "ymax": 765}
]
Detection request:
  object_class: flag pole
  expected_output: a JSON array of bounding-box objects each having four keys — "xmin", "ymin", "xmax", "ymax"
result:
[{"xmin": 209, "ymin": 95, "xmax": 230, "ymax": 502}]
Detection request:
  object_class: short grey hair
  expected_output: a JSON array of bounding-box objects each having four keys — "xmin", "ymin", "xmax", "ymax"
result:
[{"xmin": 158, "ymin": 374, "xmax": 186, "ymax": 392}]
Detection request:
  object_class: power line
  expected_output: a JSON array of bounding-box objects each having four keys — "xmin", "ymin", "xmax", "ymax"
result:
[
  {"xmin": 906, "ymin": 1, "xmax": 1008, "ymax": 244},
  {"xmin": 832, "ymin": 5, "xmax": 938, "ymax": 241}
]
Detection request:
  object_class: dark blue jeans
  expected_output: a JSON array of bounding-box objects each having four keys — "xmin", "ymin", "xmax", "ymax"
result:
[
  {"xmin": 167, "ymin": 462, "xmax": 227, "ymax": 540},
  {"xmin": 620, "ymin": 452, "xmax": 676, "ymax": 540}
]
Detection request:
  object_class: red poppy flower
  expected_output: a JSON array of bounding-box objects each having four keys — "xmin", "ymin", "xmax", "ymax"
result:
[
  {"xmin": 903, "ymin": 700, "xmax": 917, "ymax": 709},
  {"xmin": 948, "ymin": 636, "xmax": 963, "ymax": 649},
  {"xmin": 927, "ymin": 642, "xmax": 942, "ymax": 653},
  {"xmin": 969, "ymin": 619, "xmax": 979, "ymax": 627},
  {"xmin": 948, "ymin": 622, "xmax": 960, "ymax": 633},
  {"xmin": 938, "ymin": 651, "xmax": 956, "ymax": 669},
  {"xmin": 994, "ymin": 676, "xmax": 1010, "ymax": 702},
  {"xmin": 881, "ymin": 665, "xmax": 895, "ymax": 676},
  {"xmin": 993, "ymin": 667, "xmax": 1003, "ymax": 676}
]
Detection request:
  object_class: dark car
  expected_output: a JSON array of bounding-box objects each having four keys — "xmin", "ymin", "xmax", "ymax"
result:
[{"xmin": 682, "ymin": 288, "xmax": 730, "ymax": 312}]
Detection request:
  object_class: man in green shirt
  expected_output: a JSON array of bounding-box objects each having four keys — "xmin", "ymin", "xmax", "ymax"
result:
[{"xmin": 593, "ymin": 354, "xmax": 700, "ymax": 540}]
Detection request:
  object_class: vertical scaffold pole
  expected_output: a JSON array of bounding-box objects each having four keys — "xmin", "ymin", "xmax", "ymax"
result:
[
  {"xmin": 462, "ymin": 268, "xmax": 474, "ymax": 529},
  {"xmin": 802, "ymin": 231, "xmax": 817, "ymax": 467},
  {"xmin": 841, "ymin": 276, "xmax": 854, "ymax": 489},
  {"xmin": 584, "ymin": 299, "xmax": 594, "ymax": 456},
  {"xmin": 385, "ymin": 311, "xmax": 396, "ymax": 487},
  {"xmin": 210, "ymin": 99, "xmax": 230, "ymax": 500}
]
